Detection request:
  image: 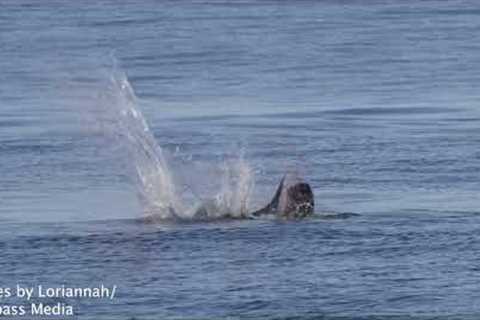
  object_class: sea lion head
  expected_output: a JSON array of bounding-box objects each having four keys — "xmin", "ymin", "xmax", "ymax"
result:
[{"xmin": 281, "ymin": 181, "xmax": 314, "ymax": 218}]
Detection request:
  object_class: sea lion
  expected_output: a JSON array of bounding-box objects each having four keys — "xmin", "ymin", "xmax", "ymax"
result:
[
  {"xmin": 190, "ymin": 175, "xmax": 314, "ymax": 220},
  {"xmin": 144, "ymin": 175, "xmax": 315, "ymax": 222},
  {"xmin": 252, "ymin": 175, "xmax": 314, "ymax": 219}
]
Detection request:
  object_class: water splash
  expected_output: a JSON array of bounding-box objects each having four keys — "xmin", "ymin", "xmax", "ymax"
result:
[
  {"xmin": 95, "ymin": 64, "xmax": 256, "ymax": 221},
  {"xmin": 99, "ymin": 68, "xmax": 182, "ymax": 219},
  {"xmin": 204, "ymin": 155, "xmax": 255, "ymax": 218}
]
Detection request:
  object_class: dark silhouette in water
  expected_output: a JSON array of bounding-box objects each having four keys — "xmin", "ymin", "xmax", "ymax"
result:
[
  {"xmin": 144, "ymin": 175, "xmax": 314, "ymax": 222},
  {"xmin": 252, "ymin": 176, "xmax": 314, "ymax": 219},
  {"xmin": 190, "ymin": 175, "xmax": 314, "ymax": 220}
]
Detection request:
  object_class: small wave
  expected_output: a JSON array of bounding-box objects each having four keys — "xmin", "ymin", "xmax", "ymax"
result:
[
  {"xmin": 139, "ymin": 211, "xmax": 360, "ymax": 224},
  {"xmin": 313, "ymin": 212, "xmax": 361, "ymax": 220},
  {"xmin": 323, "ymin": 106, "xmax": 461, "ymax": 116},
  {"xmin": 0, "ymin": 119, "xmax": 34, "ymax": 128}
]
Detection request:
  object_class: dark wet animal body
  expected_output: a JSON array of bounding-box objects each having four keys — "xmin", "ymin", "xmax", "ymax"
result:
[
  {"xmin": 144, "ymin": 176, "xmax": 315, "ymax": 222},
  {"xmin": 190, "ymin": 175, "xmax": 314, "ymax": 220},
  {"xmin": 252, "ymin": 176, "xmax": 314, "ymax": 219}
]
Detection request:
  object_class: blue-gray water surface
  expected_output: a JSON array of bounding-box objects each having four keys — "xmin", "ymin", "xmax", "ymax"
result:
[{"xmin": 1, "ymin": 1, "xmax": 480, "ymax": 319}]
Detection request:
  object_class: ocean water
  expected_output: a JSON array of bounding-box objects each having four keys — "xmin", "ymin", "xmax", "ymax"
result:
[{"xmin": 1, "ymin": 1, "xmax": 480, "ymax": 319}]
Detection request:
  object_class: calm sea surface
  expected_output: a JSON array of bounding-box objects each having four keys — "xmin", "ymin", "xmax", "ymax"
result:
[{"xmin": 1, "ymin": 1, "xmax": 480, "ymax": 319}]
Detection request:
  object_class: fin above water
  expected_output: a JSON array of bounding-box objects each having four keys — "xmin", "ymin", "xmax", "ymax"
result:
[{"xmin": 252, "ymin": 175, "xmax": 314, "ymax": 219}]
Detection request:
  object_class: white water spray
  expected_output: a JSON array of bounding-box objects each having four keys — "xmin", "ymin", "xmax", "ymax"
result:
[
  {"xmin": 100, "ymin": 69, "xmax": 182, "ymax": 218},
  {"xmin": 216, "ymin": 156, "xmax": 255, "ymax": 217},
  {"xmin": 95, "ymin": 66, "xmax": 256, "ymax": 220}
]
